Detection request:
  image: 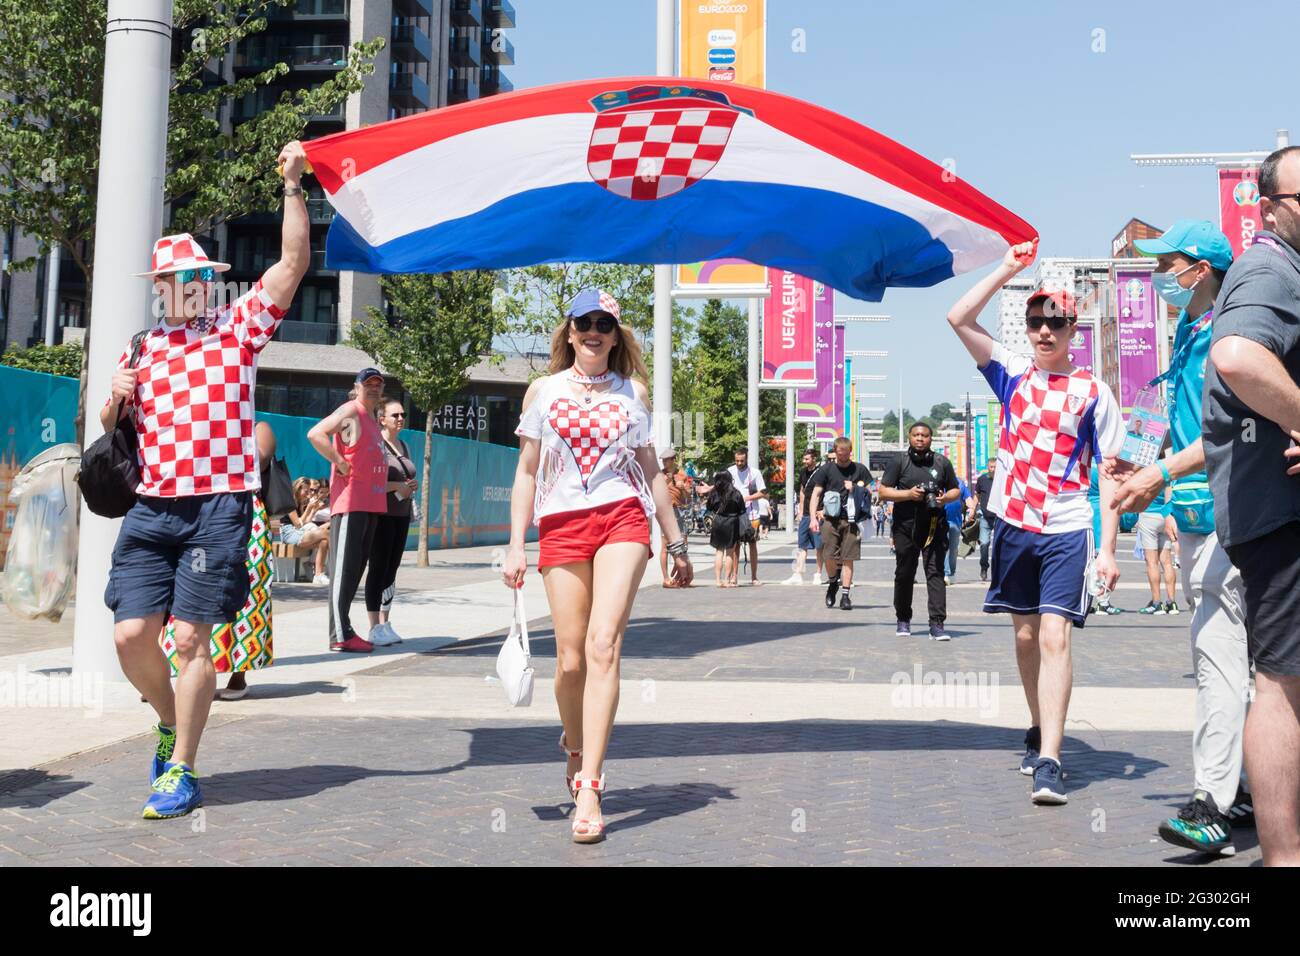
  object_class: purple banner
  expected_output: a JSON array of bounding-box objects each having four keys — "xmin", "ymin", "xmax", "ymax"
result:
[
  {"xmin": 796, "ymin": 282, "xmax": 835, "ymax": 422},
  {"xmin": 1115, "ymin": 270, "xmax": 1160, "ymax": 414},
  {"xmin": 812, "ymin": 320, "xmax": 846, "ymax": 442},
  {"xmin": 1068, "ymin": 323, "xmax": 1094, "ymax": 375}
]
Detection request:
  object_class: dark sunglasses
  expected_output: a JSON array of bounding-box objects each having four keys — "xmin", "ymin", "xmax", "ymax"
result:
[
  {"xmin": 571, "ymin": 313, "xmax": 617, "ymax": 334},
  {"xmin": 1026, "ymin": 315, "xmax": 1072, "ymax": 331},
  {"xmin": 1264, "ymin": 192, "xmax": 1300, "ymax": 204},
  {"xmin": 174, "ymin": 267, "xmax": 215, "ymax": 283},
  {"xmin": 388, "ymin": 412, "xmax": 406, "ymax": 419}
]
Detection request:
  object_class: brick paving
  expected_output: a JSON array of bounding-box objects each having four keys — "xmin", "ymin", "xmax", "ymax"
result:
[{"xmin": 0, "ymin": 538, "xmax": 1258, "ymax": 866}]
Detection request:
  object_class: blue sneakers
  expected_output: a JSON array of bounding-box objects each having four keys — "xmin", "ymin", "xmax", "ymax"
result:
[
  {"xmin": 1031, "ymin": 756, "xmax": 1067, "ymax": 805},
  {"xmin": 1019, "ymin": 726, "xmax": 1041, "ymax": 775},
  {"xmin": 895, "ymin": 620, "xmax": 911, "ymax": 637},
  {"xmin": 142, "ymin": 762, "xmax": 202, "ymax": 819},
  {"xmin": 150, "ymin": 723, "xmax": 176, "ymax": 785},
  {"xmin": 1158, "ymin": 790, "xmax": 1234, "ymax": 855}
]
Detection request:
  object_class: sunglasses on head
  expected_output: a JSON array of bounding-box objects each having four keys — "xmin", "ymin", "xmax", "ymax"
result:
[
  {"xmin": 174, "ymin": 267, "xmax": 215, "ymax": 283},
  {"xmin": 571, "ymin": 313, "xmax": 617, "ymax": 334},
  {"xmin": 1026, "ymin": 315, "xmax": 1072, "ymax": 331}
]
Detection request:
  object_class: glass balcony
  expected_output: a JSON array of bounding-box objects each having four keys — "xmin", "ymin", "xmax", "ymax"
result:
[
  {"xmin": 484, "ymin": 0, "xmax": 516, "ymax": 29},
  {"xmin": 276, "ymin": 318, "xmax": 338, "ymax": 346},
  {"xmin": 289, "ymin": 45, "xmax": 348, "ymax": 70},
  {"xmin": 391, "ymin": 24, "xmax": 433, "ymax": 63},
  {"xmin": 394, "ymin": 0, "xmax": 434, "ymax": 18},
  {"xmin": 481, "ymin": 33, "xmax": 514, "ymax": 66},
  {"xmin": 310, "ymin": 250, "xmax": 335, "ymax": 274},
  {"xmin": 292, "ymin": 0, "xmax": 348, "ymax": 19},
  {"xmin": 450, "ymin": 33, "xmax": 482, "ymax": 68},
  {"xmin": 307, "ymin": 197, "xmax": 335, "ymax": 224},
  {"xmin": 481, "ymin": 67, "xmax": 512, "ymax": 95},
  {"xmin": 390, "ymin": 71, "xmax": 431, "ymax": 108},
  {"xmin": 450, "ymin": 0, "xmax": 482, "ymax": 27}
]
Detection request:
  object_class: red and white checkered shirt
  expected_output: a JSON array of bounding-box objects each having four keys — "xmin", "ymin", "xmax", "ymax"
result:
[
  {"xmin": 114, "ymin": 280, "xmax": 284, "ymax": 498},
  {"xmin": 980, "ymin": 343, "xmax": 1124, "ymax": 534}
]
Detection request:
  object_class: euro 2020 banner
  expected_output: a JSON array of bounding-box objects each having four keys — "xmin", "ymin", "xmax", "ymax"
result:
[
  {"xmin": 761, "ymin": 267, "xmax": 815, "ymax": 385},
  {"xmin": 796, "ymin": 281, "xmax": 835, "ymax": 422}
]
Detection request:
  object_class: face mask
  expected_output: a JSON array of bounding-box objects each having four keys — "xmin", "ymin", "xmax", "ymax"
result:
[{"xmin": 1152, "ymin": 263, "xmax": 1199, "ymax": 309}]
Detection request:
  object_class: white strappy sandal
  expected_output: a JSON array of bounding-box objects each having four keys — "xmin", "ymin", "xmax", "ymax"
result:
[
  {"xmin": 571, "ymin": 773, "xmax": 607, "ymax": 844},
  {"xmin": 559, "ymin": 731, "xmax": 582, "ymax": 798}
]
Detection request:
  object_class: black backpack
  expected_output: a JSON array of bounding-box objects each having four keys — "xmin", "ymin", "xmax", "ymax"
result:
[{"xmin": 77, "ymin": 330, "xmax": 149, "ymax": 518}]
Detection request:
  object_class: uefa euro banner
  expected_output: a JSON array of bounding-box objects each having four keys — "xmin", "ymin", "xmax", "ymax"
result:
[
  {"xmin": 1218, "ymin": 166, "xmax": 1263, "ymax": 258},
  {"xmin": 302, "ymin": 78, "xmax": 1037, "ymax": 301},
  {"xmin": 796, "ymin": 281, "xmax": 836, "ymax": 422},
  {"xmin": 761, "ymin": 267, "xmax": 815, "ymax": 385}
]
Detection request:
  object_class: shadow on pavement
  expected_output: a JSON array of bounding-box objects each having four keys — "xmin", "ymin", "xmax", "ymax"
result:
[
  {"xmin": 531, "ymin": 781, "xmax": 738, "ymax": 833},
  {"xmin": 0, "ymin": 769, "xmax": 90, "ymax": 809}
]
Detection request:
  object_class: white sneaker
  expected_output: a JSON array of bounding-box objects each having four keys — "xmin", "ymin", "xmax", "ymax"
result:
[
  {"xmin": 781, "ymin": 573, "xmax": 803, "ymax": 586},
  {"xmin": 312, "ymin": 573, "xmax": 330, "ymax": 586},
  {"xmin": 813, "ymin": 573, "xmax": 822, "ymax": 586},
  {"xmin": 369, "ymin": 623, "xmax": 399, "ymax": 646},
  {"xmin": 382, "ymin": 622, "xmax": 404, "ymax": 643}
]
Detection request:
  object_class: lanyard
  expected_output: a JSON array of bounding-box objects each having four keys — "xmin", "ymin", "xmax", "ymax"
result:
[{"xmin": 1147, "ymin": 308, "xmax": 1213, "ymax": 392}]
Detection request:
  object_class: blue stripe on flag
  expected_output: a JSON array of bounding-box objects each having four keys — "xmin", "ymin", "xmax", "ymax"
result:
[{"xmin": 324, "ymin": 180, "xmax": 958, "ymax": 300}]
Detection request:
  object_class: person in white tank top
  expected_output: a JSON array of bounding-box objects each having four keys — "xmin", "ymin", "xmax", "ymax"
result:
[{"xmin": 503, "ymin": 288, "xmax": 693, "ymax": 845}]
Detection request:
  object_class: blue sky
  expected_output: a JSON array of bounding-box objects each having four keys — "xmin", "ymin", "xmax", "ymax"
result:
[{"xmin": 509, "ymin": 0, "xmax": 1300, "ymax": 414}]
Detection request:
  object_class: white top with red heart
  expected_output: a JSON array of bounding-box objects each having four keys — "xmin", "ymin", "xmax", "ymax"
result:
[{"xmin": 515, "ymin": 372, "xmax": 654, "ymax": 523}]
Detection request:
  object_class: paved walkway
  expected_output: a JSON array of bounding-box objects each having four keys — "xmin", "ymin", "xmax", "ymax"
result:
[{"xmin": 0, "ymin": 532, "xmax": 1260, "ymax": 865}]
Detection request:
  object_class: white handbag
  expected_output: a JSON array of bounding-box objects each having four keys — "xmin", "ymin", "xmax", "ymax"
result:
[{"xmin": 496, "ymin": 588, "xmax": 535, "ymax": 707}]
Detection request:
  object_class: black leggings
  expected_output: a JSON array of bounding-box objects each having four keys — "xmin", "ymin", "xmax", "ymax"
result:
[
  {"xmin": 328, "ymin": 511, "xmax": 377, "ymax": 645},
  {"xmin": 366, "ymin": 514, "xmax": 411, "ymax": 614}
]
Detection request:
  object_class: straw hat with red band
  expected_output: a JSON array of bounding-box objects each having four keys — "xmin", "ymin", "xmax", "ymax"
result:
[
  {"xmin": 1025, "ymin": 288, "xmax": 1078, "ymax": 320},
  {"xmin": 134, "ymin": 233, "xmax": 232, "ymax": 278}
]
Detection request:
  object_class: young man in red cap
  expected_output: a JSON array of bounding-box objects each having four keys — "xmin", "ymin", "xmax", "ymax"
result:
[
  {"xmin": 946, "ymin": 241, "xmax": 1125, "ymax": 806},
  {"xmin": 103, "ymin": 141, "xmax": 311, "ymax": 819}
]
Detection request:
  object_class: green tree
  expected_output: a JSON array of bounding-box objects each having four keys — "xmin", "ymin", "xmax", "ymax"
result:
[
  {"xmin": 350, "ymin": 271, "xmax": 503, "ymax": 566},
  {"xmin": 1, "ymin": 342, "xmax": 84, "ymax": 378},
  {"xmin": 0, "ymin": 0, "xmax": 383, "ymax": 437}
]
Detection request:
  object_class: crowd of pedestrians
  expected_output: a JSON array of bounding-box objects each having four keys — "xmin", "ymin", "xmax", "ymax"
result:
[{"xmin": 95, "ymin": 137, "xmax": 1300, "ymax": 864}]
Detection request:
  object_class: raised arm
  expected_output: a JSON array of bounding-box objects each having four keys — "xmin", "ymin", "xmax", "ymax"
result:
[
  {"xmin": 947, "ymin": 240, "xmax": 1038, "ymax": 367},
  {"xmin": 260, "ymin": 141, "xmax": 312, "ymax": 313}
]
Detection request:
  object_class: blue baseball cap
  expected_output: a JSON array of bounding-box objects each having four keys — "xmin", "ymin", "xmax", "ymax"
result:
[
  {"xmin": 1135, "ymin": 220, "xmax": 1234, "ymax": 272},
  {"xmin": 565, "ymin": 288, "xmax": 622, "ymax": 322},
  {"xmin": 355, "ymin": 367, "xmax": 384, "ymax": 384}
]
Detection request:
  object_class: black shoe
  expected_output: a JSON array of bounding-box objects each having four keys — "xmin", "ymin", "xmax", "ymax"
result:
[
  {"xmin": 825, "ymin": 576, "xmax": 841, "ymax": 608},
  {"xmin": 1019, "ymin": 726, "xmax": 1041, "ymax": 775},
  {"xmin": 1226, "ymin": 786, "xmax": 1255, "ymax": 828},
  {"xmin": 839, "ymin": 591, "xmax": 852, "ymax": 611},
  {"xmin": 1158, "ymin": 790, "xmax": 1234, "ymax": 855},
  {"xmin": 980, "ymin": 568, "xmax": 988, "ymax": 582}
]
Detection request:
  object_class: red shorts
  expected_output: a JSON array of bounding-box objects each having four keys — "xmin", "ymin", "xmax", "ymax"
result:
[{"xmin": 538, "ymin": 496, "xmax": 651, "ymax": 568}]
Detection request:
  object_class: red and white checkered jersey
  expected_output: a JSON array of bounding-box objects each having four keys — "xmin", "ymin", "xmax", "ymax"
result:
[
  {"xmin": 114, "ymin": 280, "xmax": 284, "ymax": 498},
  {"xmin": 979, "ymin": 342, "xmax": 1124, "ymax": 534},
  {"xmin": 515, "ymin": 372, "xmax": 655, "ymax": 524}
]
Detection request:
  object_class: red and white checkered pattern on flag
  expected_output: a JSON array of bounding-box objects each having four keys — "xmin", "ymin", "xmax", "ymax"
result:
[
  {"xmin": 135, "ymin": 233, "xmax": 231, "ymax": 277},
  {"xmin": 547, "ymin": 398, "xmax": 631, "ymax": 485},
  {"xmin": 980, "ymin": 343, "xmax": 1124, "ymax": 534},
  {"xmin": 587, "ymin": 105, "xmax": 738, "ymax": 201},
  {"xmin": 115, "ymin": 280, "xmax": 284, "ymax": 497}
]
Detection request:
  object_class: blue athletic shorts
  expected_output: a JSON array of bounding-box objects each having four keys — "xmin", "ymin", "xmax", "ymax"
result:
[
  {"xmin": 983, "ymin": 521, "xmax": 1092, "ymax": 627},
  {"xmin": 798, "ymin": 513, "xmax": 821, "ymax": 552},
  {"xmin": 105, "ymin": 491, "xmax": 254, "ymax": 625}
]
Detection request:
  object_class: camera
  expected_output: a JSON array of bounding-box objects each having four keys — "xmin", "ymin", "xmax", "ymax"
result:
[{"xmin": 918, "ymin": 480, "xmax": 942, "ymax": 511}]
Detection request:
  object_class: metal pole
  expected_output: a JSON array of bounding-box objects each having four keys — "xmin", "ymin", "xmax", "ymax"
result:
[
  {"xmin": 43, "ymin": 244, "xmax": 61, "ymax": 346},
  {"xmin": 651, "ymin": 0, "xmax": 673, "ymax": 559},
  {"xmin": 747, "ymin": 296, "xmax": 759, "ymax": 466},
  {"xmin": 72, "ymin": 1, "xmax": 173, "ymax": 681},
  {"xmin": 898, "ymin": 374, "xmax": 904, "ymax": 451},
  {"xmin": 965, "ymin": 393, "xmax": 973, "ymax": 482},
  {"xmin": 785, "ymin": 386, "xmax": 794, "ymax": 532}
]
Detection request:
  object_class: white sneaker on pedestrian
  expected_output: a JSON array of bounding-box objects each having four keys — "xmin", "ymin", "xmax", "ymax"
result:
[
  {"xmin": 369, "ymin": 622, "xmax": 400, "ymax": 646},
  {"xmin": 312, "ymin": 573, "xmax": 330, "ymax": 586},
  {"xmin": 781, "ymin": 572, "xmax": 804, "ymax": 586},
  {"xmin": 812, "ymin": 572, "xmax": 822, "ymax": 586},
  {"xmin": 382, "ymin": 622, "xmax": 404, "ymax": 643}
]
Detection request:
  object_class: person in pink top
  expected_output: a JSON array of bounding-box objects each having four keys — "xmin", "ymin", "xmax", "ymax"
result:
[{"xmin": 308, "ymin": 368, "xmax": 390, "ymax": 652}]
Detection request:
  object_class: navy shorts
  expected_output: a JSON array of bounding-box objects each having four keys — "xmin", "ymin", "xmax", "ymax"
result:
[
  {"xmin": 797, "ymin": 513, "xmax": 821, "ymax": 552},
  {"xmin": 105, "ymin": 492, "xmax": 254, "ymax": 625},
  {"xmin": 983, "ymin": 521, "xmax": 1092, "ymax": 627}
]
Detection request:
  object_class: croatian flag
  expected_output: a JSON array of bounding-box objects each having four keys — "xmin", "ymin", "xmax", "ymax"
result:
[{"xmin": 302, "ymin": 78, "xmax": 1036, "ymax": 300}]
